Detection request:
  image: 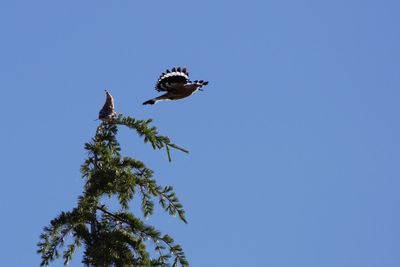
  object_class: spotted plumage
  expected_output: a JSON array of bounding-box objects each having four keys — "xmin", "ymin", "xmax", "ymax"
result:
[{"xmin": 143, "ymin": 67, "xmax": 209, "ymax": 105}]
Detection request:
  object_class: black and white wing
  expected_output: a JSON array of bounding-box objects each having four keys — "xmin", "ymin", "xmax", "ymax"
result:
[{"xmin": 156, "ymin": 67, "xmax": 189, "ymax": 92}]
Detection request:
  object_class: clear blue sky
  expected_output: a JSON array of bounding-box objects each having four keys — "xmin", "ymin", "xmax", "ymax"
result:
[{"xmin": 1, "ymin": 0, "xmax": 399, "ymax": 266}]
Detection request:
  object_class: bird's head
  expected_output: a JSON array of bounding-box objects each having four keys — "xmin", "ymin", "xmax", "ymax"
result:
[{"xmin": 105, "ymin": 89, "xmax": 113, "ymax": 98}]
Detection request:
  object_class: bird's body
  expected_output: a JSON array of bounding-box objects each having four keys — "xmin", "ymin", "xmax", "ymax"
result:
[
  {"xmin": 98, "ymin": 90, "xmax": 117, "ymax": 121},
  {"xmin": 143, "ymin": 67, "xmax": 209, "ymax": 105}
]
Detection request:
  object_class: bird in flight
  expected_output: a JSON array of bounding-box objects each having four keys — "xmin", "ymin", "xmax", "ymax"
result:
[
  {"xmin": 143, "ymin": 67, "xmax": 209, "ymax": 105},
  {"xmin": 98, "ymin": 90, "xmax": 117, "ymax": 121}
]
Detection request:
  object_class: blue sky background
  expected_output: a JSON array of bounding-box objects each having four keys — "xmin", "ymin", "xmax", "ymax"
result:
[{"xmin": 0, "ymin": 0, "xmax": 399, "ymax": 266}]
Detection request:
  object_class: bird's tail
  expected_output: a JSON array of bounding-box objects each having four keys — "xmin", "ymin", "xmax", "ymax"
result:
[{"xmin": 192, "ymin": 80, "xmax": 209, "ymax": 91}]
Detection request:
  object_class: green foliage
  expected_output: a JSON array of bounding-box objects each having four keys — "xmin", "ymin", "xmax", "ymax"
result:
[{"xmin": 38, "ymin": 115, "xmax": 189, "ymax": 266}]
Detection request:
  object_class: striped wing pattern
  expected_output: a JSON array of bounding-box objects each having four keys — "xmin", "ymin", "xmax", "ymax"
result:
[
  {"xmin": 143, "ymin": 67, "xmax": 209, "ymax": 105},
  {"xmin": 156, "ymin": 67, "xmax": 189, "ymax": 92}
]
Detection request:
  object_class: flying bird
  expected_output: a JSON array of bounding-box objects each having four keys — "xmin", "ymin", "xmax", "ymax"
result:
[
  {"xmin": 98, "ymin": 90, "xmax": 117, "ymax": 121},
  {"xmin": 143, "ymin": 67, "xmax": 209, "ymax": 105}
]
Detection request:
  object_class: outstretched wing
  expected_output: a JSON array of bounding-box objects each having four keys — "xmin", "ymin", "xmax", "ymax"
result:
[{"xmin": 156, "ymin": 67, "xmax": 189, "ymax": 92}]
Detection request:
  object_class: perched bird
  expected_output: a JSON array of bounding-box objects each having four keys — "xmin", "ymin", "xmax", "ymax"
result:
[
  {"xmin": 143, "ymin": 67, "xmax": 209, "ymax": 105},
  {"xmin": 98, "ymin": 90, "xmax": 117, "ymax": 121}
]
